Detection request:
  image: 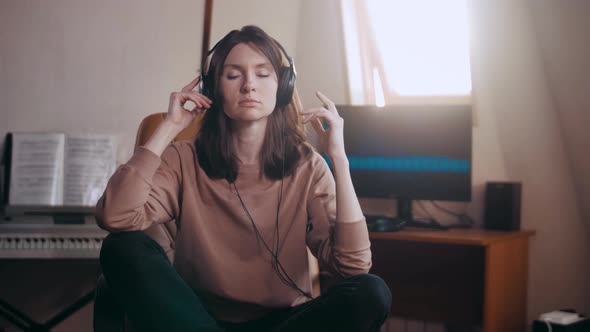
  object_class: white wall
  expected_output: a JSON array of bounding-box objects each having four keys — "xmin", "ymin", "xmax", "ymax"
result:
[
  {"xmin": 293, "ymin": 0, "xmax": 349, "ymax": 107},
  {"xmin": 530, "ymin": 0, "xmax": 590, "ymax": 234},
  {"xmin": 210, "ymin": 0, "xmax": 301, "ymax": 57},
  {"xmin": 471, "ymin": 0, "xmax": 590, "ymax": 319},
  {"xmin": 0, "ymin": 0, "xmax": 205, "ymax": 164}
]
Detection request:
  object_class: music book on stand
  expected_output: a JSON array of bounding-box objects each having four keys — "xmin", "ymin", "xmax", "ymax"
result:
[{"xmin": 1, "ymin": 132, "xmax": 116, "ymax": 219}]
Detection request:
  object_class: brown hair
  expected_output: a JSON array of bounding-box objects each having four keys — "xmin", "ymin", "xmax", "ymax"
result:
[{"xmin": 195, "ymin": 25, "xmax": 313, "ymax": 182}]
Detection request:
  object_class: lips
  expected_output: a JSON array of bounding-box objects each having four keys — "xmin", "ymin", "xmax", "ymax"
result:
[
  {"xmin": 238, "ymin": 98, "xmax": 260, "ymax": 104},
  {"xmin": 238, "ymin": 98, "xmax": 261, "ymax": 107}
]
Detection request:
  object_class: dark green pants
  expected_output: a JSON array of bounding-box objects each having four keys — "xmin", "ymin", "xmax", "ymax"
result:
[{"xmin": 100, "ymin": 231, "xmax": 391, "ymax": 332}]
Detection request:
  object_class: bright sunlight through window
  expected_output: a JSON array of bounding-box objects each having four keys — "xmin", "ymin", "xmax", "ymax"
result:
[{"xmin": 366, "ymin": 0, "xmax": 472, "ymax": 97}]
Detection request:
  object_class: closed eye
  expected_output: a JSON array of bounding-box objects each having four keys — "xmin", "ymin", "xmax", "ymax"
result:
[{"xmin": 227, "ymin": 74, "xmax": 270, "ymax": 79}]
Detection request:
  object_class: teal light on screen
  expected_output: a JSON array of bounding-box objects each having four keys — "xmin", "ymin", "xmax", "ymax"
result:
[{"xmin": 324, "ymin": 155, "xmax": 470, "ymax": 173}]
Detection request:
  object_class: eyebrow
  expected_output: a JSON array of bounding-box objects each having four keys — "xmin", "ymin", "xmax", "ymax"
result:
[{"xmin": 223, "ymin": 63, "xmax": 273, "ymax": 70}]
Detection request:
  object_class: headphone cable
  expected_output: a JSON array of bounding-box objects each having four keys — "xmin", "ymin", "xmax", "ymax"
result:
[
  {"xmin": 231, "ymin": 114, "xmax": 312, "ymax": 299},
  {"xmin": 232, "ymin": 181, "xmax": 312, "ymax": 299}
]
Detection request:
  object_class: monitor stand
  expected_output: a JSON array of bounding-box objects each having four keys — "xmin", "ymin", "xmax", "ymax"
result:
[
  {"xmin": 393, "ymin": 198, "xmax": 447, "ymax": 230},
  {"xmin": 366, "ymin": 198, "xmax": 448, "ymax": 232}
]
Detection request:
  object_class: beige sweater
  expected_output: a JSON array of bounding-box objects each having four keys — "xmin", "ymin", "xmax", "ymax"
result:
[{"xmin": 96, "ymin": 141, "xmax": 371, "ymax": 322}]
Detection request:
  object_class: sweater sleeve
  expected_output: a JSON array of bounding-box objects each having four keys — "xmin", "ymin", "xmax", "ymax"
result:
[
  {"xmin": 305, "ymin": 156, "xmax": 372, "ymax": 278},
  {"xmin": 95, "ymin": 144, "xmax": 182, "ymax": 232}
]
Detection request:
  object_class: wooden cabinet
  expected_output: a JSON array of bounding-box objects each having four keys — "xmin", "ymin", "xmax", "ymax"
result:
[{"xmin": 369, "ymin": 229, "xmax": 535, "ymax": 332}]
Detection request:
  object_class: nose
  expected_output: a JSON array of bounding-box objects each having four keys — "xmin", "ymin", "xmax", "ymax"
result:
[{"xmin": 240, "ymin": 73, "xmax": 256, "ymax": 93}]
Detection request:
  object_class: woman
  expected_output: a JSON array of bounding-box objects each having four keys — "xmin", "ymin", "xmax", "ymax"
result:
[{"xmin": 97, "ymin": 25, "xmax": 391, "ymax": 332}]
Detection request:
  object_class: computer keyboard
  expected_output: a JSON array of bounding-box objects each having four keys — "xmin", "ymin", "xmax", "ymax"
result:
[{"xmin": 365, "ymin": 215, "xmax": 449, "ymax": 232}]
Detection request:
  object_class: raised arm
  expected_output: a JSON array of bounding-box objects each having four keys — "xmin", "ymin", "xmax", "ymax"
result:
[
  {"xmin": 302, "ymin": 91, "xmax": 371, "ymax": 277},
  {"xmin": 305, "ymin": 154, "xmax": 371, "ymax": 278},
  {"xmin": 144, "ymin": 76, "xmax": 212, "ymax": 156},
  {"xmin": 301, "ymin": 91, "xmax": 364, "ymax": 223},
  {"xmin": 96, "ymin": 76, "xmax": 212, "ymax": 232}
]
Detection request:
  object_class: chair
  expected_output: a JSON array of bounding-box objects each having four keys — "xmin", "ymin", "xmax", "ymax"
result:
[{"xmin": 93, "ymin": 113, "xmax": 320, "ymax": 331}]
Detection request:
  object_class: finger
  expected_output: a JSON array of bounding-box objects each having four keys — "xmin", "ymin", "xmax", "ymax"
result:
[
  {"xmin": 301, "ymin": 107, "xmax": 334, "ymax": 123},
  {"xmin": 303, "ymin": 110, "xmax": 338, "ymax": 129},
  {"xmin": 177, "ymin": 91, "xmax": 212, "ymax": 107},
  {"xmin": 175, "ymin": 92, "xmax": 209, "ymax": 110},
  {"xmin": 188, "ymin": 91, "xmax": 212, "ymax": 106},
  {"xmin": 311, "ymin": 118, "xmax": 326, "ymax": 134},
  {"xmin": 186, "ymin": 100, "xmax": 207, "ymax": 111},
  {"xmin": 191, "ymin": 104, "xmax": 206, "ymax": 113},
  {"xmin": 301, "ymin": 107, "xmax": 328, "ymax": 125},
  {"xmin": 181, "ymin": 76, "xmax": 201, "ymax": 93},
  {"xmin": 315, "ymin": 91, "xmax": 336, "ymax": 113},
  {"xmin": 300, "ymin": 107, "xmax": 328, "ymax": 115},
  {"xmin": 302, "ymin": 111, "xmax": 326, "ymax": 135}
]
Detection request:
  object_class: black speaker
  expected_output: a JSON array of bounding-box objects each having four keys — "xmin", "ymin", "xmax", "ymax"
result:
[{"xmin": 484, "ymin": 181, "xmax": 522, "ymax": 231}]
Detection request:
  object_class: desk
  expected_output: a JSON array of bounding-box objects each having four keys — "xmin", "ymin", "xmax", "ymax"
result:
[{"xmin": 369, "ymin": 229, "xmax": 535, "ymax": 332}]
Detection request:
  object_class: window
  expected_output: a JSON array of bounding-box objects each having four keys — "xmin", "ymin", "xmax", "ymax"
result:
[{"xmin": 341, "ymin": 0, "xmax": 472, "ymax": 105}]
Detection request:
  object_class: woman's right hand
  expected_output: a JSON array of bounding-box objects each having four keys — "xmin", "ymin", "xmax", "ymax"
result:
[{"xmin": 165, "ymin": 76, "xmax": 212, "ymax": 132}]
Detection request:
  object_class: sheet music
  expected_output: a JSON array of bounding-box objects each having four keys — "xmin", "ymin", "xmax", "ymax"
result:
[
  {"xmin": 8, "ymin": 133, "xmax": 65, "ymax": 205},
  {"xmin": 63, "ymin": 134, "xmax": 117, "ymax": 206}
]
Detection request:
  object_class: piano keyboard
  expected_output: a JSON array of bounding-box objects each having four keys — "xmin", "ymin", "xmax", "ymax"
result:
[{"xmin": 0, "ymin": 224, "xmax": 108, "ymax": 259}]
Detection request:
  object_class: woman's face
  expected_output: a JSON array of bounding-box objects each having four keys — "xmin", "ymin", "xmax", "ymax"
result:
[{"xmin": 220, "ymin": 43, "xmax": 279, "ymax": 123}]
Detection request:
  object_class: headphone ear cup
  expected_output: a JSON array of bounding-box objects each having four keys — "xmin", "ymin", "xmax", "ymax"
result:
[
  {"xmin": 201, "ymin": 74, "xmax": 213, "ymax": 99},
  {"xmin": 277, "ymin": 66, "xmax": 295, "ymax": 109}
]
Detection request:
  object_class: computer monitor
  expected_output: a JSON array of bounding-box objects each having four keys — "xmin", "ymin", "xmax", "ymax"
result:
[{"xmin": 336, "ymin": 104, "xmax": 472, "ymax": 230}]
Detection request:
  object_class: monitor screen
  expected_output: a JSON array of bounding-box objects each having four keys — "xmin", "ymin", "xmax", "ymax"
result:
[{"xmin": 336, "ymin": 104, "xmax": 472, "ymax": 202}]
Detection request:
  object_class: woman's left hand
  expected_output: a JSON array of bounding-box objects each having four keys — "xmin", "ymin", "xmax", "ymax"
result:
[{"xmin": 301, "ymin": 91, "xmax": 346, "ymax": 160}]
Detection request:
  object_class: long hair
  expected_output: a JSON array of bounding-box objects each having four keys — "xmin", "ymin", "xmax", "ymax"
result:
[{"xmin": 195, "ymin": 25, "xmax": 313, "ymax": 182}]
